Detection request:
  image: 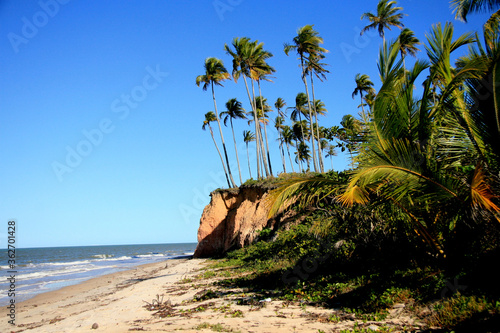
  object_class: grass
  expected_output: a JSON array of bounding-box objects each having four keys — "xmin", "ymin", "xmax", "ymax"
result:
[{"xmin": 194, "ymin": 322, "xmax": 240, "ymax": 332}]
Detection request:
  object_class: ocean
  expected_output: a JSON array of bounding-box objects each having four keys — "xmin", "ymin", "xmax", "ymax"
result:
[{"xmin": 0, "ymin": 242, "xmax": 197, "ymax": 306}]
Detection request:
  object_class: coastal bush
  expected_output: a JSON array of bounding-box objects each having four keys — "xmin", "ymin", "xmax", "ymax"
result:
[{"xmin": 428, "ymin": 294, "xmax": 500, "ymax": 330}]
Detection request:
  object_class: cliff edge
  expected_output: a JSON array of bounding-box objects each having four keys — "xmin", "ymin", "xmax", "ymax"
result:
[{"xmin": 194, "ymin": 185, "xmax": 291, "ymax": 258}]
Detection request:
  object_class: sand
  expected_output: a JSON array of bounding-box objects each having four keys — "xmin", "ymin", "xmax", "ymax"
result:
[{"xmin": 0, "ymin": 258, "xmax": 423, "ymax": 332}]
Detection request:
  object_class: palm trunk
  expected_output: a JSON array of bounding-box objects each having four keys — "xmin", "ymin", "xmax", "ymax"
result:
[
  {"xmin": 246, "ymin": 142, "xmax": 252, "ymax": 179},
  {"xmin": 360, "ymin": 93, "xmax": 369, "ymax": 124},
  {"xmin": 212, "ymin": 83, "xmax": 236, "ymax": 188},
  {"xmin": 242, "ymin": 75, "xmax": 261, "ymax": 179},
  {"xmin": 310, "ymin": 74, "xmax": 324, "ymax": 173},
  {"xmin": 209, "ymin": 125, "xmax": 231, "ymax": 188},
  {"xmin": 251, "ymin": 79, "xmax": 270, "ymax": 177},
  {"xmin": 278, "ymin": 131, "xmax": 287, "ymax": 173},
  {"xmin": 286, "ymin": 142, "xmax": 295, "ymax": 173},
  {"xmin": 301, "ymin": 55, "xmax": 319, "ymax": 172},
  {"xmin": 258, "ymin": 80, "xmax": 273, "ymax": 176},
  {"xmin": 230, "ymin": 118, "xmax": 243, "ymax": 184},
  {"xmin": 295, "ymin": 141, "xmax": 303, "ymax": 172}
]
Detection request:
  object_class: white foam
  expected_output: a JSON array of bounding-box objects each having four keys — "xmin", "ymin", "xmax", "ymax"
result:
[{"xmin": 92, "ymin": 254, "xmax": 115, "ymax": 259}]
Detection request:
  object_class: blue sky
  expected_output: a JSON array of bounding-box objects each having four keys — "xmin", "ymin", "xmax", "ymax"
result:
[{"xmin": 0, "ymin": 0, "xmax": 491, "ymax": 248}]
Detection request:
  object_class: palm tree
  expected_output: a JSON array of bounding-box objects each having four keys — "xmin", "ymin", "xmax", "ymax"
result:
[
  {"xmin": 306, "ymin": 53, "xmax": 330, "ymax": 173},
  {"xmin": 312, "ymin": 100, "xmax": 328, "ymax": 157},
  {"xmin": 285, "ymin": 25, "xmax": 328, "ymax": 172},
  {"xmin": 275, "ymin": 97, "xmax": 287, "ymax": 173},
  {"xmin": 247, "ymin": 96, "xmax": 274, "ymax": 176},
  {"xmin": 281, "ymin": 125, "xmax": 295, "ymax": 173},
  {"xmin": 325, "ymin": 144, "xmax": 337, "ymax": 170},
  {"xmin": 196, "ymin": 57, "xmax": 236, "ymax": 188},
  {"xmin": 268, "ymin": 29, "xmax": 500, "ymax": 257},
  {"xmin": 256, "ymin": 69, "xmax": 276, "ymax": 177},
  {"xmin": 202, "ymin": 112, "xmax": 231, "ymax": 188},
  {"xmin": 288, "ymin": 92, "xmax": 309, "ymax": 141},
  {"xmin": 455, "ymin": 12, "xmax": 500, "ymax": 159},
  {"xmin": 225, "ymin": 37, "xmax": 274, "ymax": 178},
  {"xmin": 397, "ymin": 28, "xmax": 421, "ymax": 69},
  {"xmin": 220, "ymin": 98, "xmax": 247, "ymax": 184},
  {"xmin": 352, "ymin": 74, "xmax": 376, "ymax": 123},
  {"xmin": 274, "ymin": 116, "xmax": 287, "ymax": 173},
  {"xmin": 451, "ymin": 0, "xmax": 500, "ymax": 21},
  {"xmin": 295, "ymin": 141, "xmax": 311, "ymax": 172},
  {"xmin": 360, "ymin": 0, "xmax": 405, "ymax": 44},
  {"xmin": 243, "ymin": 130, "xmax": 255, "ymax": 179}
]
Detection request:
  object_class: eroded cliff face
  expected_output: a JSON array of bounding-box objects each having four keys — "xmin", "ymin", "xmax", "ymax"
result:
[{"xmin": 194, "ymin": 186, "xmax": 289, "ymax": 258}]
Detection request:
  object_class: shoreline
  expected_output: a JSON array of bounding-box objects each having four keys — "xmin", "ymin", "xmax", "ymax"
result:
[{"xmin": 0, "ymin": 257, "xmax": 205, "ymax": 332}]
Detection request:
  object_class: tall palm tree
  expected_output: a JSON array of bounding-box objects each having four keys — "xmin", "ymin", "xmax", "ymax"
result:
[
  {"xmin": 202, "ymin": 112, "xmax": 231, "ymax": 188},
  {"xmin": 275, "ymin": 97, "xmax": 287, "ymax": 173},
  {"xmin": 243, "ymin": 130, "xmax": 255, "ymax": 179},
  {"xmin": 451, "ymin": 0, "xmax": 500, "ymax": 21},
  {"xmin": 220, "ymin": 98, "xmax": 247, "ymax": 184},
  {"xmin": 397, "ymin": 28, "xmax": 421, "ymax": 69},
  {"xmin": 225, "ymin": 37, "xmax": 274, "ymax": 178},
  {"xmin": 256, "ymin": 68, "xmax": 276, "ymax": 177},
  {"xmin": 196, "ymin": 57, "xmax": 236, "ymax": 187},
  {"xmin": 306, "ymin": 53, "xmax": 330, "ymax": 173},
  {"xmin": 285, "ymin": 25, "xmax": 328, "ymax": 172},
  {"xmin": 247, "ymin": 96, "xmax": 274, "ymax": 176},
  {"xmin": 360, "ymin": 0, "xmax": 405, "ymax": 44},
  {"xmin": 352, "ymin": 74, "xmax": 376, "ymax": 123},
  {"xmin": 312, "ymin": 100, "xmax": 328, "ymax": 156}
]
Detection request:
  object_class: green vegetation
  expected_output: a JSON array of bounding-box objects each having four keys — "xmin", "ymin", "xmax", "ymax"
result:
[{"xmin": 198, "ymin": 0, "xmax": 500, "ymax": 331}]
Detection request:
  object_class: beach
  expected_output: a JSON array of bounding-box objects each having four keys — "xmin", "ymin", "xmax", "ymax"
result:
[{"xmin": 1, "ymin": 257, "xmax": 421, "ymax": 332}]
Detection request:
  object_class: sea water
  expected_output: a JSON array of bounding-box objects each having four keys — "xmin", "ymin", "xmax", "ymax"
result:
[{"xmin": 0, "ymin": 243, "xmax": 197, "ymax": 306}]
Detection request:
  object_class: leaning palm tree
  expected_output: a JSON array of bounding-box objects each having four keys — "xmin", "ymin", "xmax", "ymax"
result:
[
  {"xmin": 203, "ymin": 112, "xmax": 231, "ymax": 188},
  {"xmin": 288, "ymin": 92, "xmax": 309, "ymax": 141},
  {"xmin": 285, "ymin": 25, "xmax": 328, "ymax": 172},
  {"xmin": 451, "ymin": 0, "xmax": 500, "ymax": 21},
  {"xmin": 243, "ymin": 130, "xmax": 255, "ymax": 179},
  {"xmin": 352, "ymin": 73, "xmax": 376, "ymax": 123},
  {"xmin": 225, "ymin": 37, "xmax": 274, "ymax": 178},
  {"xmin": 196, "ymin": 57, "xmax": 236, "ymax": 188},
  {"xmin": 220, "ymin": 98, "xmax": 247, "ymax": 184},
  {"xmin": 360, "ymin": 0, "xmax": 405, "ymax": 44}
]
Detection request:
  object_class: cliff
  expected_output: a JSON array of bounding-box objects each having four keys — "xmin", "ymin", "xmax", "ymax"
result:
[{"xmin": 193, "ymin": 185, "xmax": 294, "ymax": 258}]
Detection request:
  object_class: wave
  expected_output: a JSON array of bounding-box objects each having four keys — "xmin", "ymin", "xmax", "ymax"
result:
[
  {"xmin": 92, "ymin": 254, "xmax": 115, "ymax": 259},
  {"xmin": 132, "ymin": 253, "xmax": 165, "ymax": 258}
]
